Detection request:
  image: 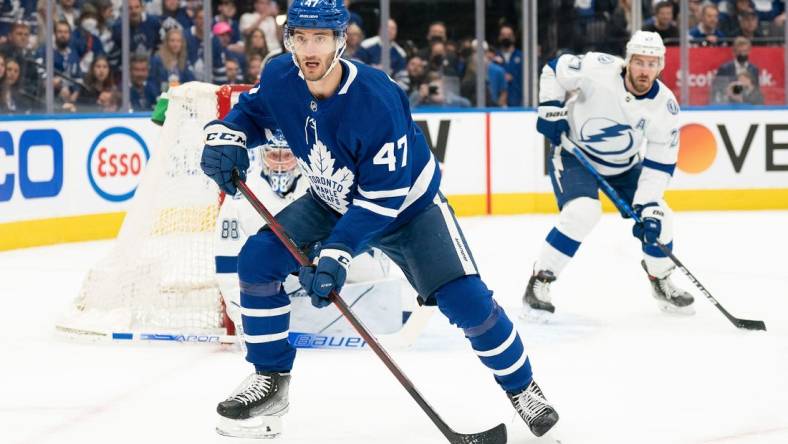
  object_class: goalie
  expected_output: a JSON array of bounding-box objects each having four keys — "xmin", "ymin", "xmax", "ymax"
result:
[{"xmin": 214, "ymin": 127, "xmax": 406, "ymax": 348}]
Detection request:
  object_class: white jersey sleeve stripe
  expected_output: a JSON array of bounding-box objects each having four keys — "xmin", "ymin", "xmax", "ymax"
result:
[
  {"xmin": 241, "ymin": 305, "xmax": 291, "ymax": 317},
  {"xmin": 399, "ymin": 153, "xmax": 436, "ymax": 213},
  {"xmin": 357, "ymin": 186, "xmax": 410, "ymax": 200},
  {"xmin": 474, "ymin": 325, "xmax": 518, "ymax": 357},
  {"xmin": 353, "ymin": 198, "xmax": 399, "ymax": 217},
  {"xmin": 244, "ymin": 331, "xmax": 289, "ymax": 344}
]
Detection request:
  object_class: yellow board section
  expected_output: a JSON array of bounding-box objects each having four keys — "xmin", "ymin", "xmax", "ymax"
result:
[
  {"xmin": 2, "ymin": 188, "xmax": 787, "ymax": 251},
  {"xmin": 471, "ymin": 188, "xmax": 788, "ymax": 216},
  {"xmin": 0, "ymin": 212, "xmax": 126, "ymax": 251}
]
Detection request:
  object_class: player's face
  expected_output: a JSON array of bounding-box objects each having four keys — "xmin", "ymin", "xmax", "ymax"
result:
[
  {"xmin": 292, "ymin": 29, "xmax": 339, "ymax": 81},
  {"xmin": 627, "ymin": 54, "xmax": 660, "ymax": 94}
]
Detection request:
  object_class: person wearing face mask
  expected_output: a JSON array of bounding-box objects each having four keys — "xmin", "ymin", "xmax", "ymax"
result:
[
  {"xmin": 710, "ymin": 36, "xmax": 760, "ymax": 104},
  {"xmin": 416, "ymin": 21, "xmax": 447, "ymax": 60},
  {"xmin": 72, "ymin": 4, "xmax": 106, "ymax": 75},
  {"xmin": 493, "ymin": 23, "xmax": 523, "ymax": 106}
]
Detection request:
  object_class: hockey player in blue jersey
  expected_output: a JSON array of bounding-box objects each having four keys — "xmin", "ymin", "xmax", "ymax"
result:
[
  {"xmin": 200, "ymin": 0, "xmax": 558, "ymax": 439},
  {"xmin": 523, "ymin": 31, "xmax": 695, "ymax": 319}
]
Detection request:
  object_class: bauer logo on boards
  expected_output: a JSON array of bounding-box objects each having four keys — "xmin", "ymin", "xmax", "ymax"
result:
[{"xmin": 87, "ymin": 127, "xmax": 150, "ymax": 202}]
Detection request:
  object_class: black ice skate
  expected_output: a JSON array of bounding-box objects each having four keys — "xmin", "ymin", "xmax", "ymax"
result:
[
  {"xmin": 641, "ymin": 260, "xmax": 695, "ymax": 315},
  {"xmin": 216, "ymin": 371, "xmax": 290, "ymax": 439},
  {"xmin": 508, "ymin": 379, "xmax": 559, "ymax": 437},
  {"xmin": 522, "ymin": 269, "xmax": 556, "ymax": 321}
]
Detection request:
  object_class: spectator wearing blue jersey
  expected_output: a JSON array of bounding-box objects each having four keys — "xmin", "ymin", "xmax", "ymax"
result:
[
  {"xmin": 72, "ymin": 5, "xmax": 106, "ymax": 75},
  {"xmin": 493, "ymin": 24, "xmax": 523, "ymax": 106},
  {"xmin": 129, "ymin": 54, "xmax": 158, "ymax": 111},
  {"xmin": 110, "ymin": 0, "xmax": 161, "ymax": 68},
  {"xmin": 149, "ymin": 27, "xmax": 195, "ymax": 94},
  {"xmin": 161, "ymin": 0, "xmax": 192, "ymax": 31},
  {"xmin": 0, "ymin": 0, "xmax": 35, "ymax": 44},
  {"xmin": 214, "ymin": 0, "xmax": 243, "ymax": 53},
  {"xmin": 355, "ymin": 18, "xmax": 407, "ymax": 87},
  {"xmin": 35, "ymin": 19, "xmax": 80, "ymax": 100},
  {"xmin": 689, "ymin": 3, "xmax": 726, "ymax": 46},
  {"xmin": 211, "ymin": 20, "xmax": 245, "ymax": 84}
]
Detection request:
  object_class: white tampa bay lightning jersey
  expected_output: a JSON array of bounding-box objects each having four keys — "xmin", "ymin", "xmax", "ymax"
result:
[
  {"xmin": 540, "ymin": 52, "xmax": 681, "ymax": 205},
  {"xmin": 224, "ymin": 54, "xmax": 441, "ymax": 256}
]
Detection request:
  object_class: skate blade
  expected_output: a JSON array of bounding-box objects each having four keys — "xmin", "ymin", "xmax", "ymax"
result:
[
  {"xmin": 216, "ymin": 413, "xmax": 284, "ymax": 439},
  {"xmin": 520, "ymin": 306, "xmax": 555, "ymax": 324},
  {"xmin": 656, "ymin": 300, "xmax": 696, "ymax": 316}
]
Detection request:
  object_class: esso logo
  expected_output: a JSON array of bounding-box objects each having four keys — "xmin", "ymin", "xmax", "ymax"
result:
[{"xmin": 87, "ymin": 127, "xmax": 149, "ymax": 202}]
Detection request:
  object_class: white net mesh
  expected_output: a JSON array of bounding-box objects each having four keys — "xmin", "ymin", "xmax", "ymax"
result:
[{"xmin": 58, "ymin": 82, "xmax": 247, "ymax": 336}]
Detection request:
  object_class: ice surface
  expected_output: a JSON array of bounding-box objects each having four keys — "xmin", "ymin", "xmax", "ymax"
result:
[{"xmin": 1, "ymin": 211, "xmax": 786, "ymax": 444}]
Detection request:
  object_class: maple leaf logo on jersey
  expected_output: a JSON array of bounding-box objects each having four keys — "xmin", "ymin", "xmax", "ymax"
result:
[{"xmin": 298, "ymin": 117, "xmax": 354, "ymax": 213}]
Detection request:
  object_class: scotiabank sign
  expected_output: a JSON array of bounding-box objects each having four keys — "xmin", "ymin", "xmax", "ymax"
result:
[
  {"xmin": 663, "ymin": 46, "xmax": 785, "ymax": 105},
  {"xmin": 87, "ymin": 127, "xmax": 150, "ymax": 202}
]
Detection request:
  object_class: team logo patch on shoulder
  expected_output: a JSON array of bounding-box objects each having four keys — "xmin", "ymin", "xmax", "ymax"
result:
[
  {"xmin": 667, "ymin": 99, "xmax": 679, "ymax": 115},
  {"xmin": 597, "ymin": 54, "xmax": 614, "ymax": 64}
]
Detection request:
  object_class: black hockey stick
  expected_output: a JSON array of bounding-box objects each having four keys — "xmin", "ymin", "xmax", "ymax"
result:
[
  {"xmin": 232, "ymin": 170, "xmax": 507, "ymax": 444},
  {"xmin": 561, "ymin": 135, "xmax": 766, "ymax": 331}
]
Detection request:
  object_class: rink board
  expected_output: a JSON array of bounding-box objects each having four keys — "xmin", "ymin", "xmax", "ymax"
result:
[{"xmin": 1, "ymin": 108, "xmax": 787, "ymax": 250}]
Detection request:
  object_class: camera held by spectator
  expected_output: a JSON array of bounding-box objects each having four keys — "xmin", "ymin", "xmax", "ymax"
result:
[{"xmin": 724, "ymin": 71, "xmax": 763, "ymax": 104}]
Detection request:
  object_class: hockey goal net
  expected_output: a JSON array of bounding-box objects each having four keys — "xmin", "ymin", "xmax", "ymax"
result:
[{"xmin": 57, "ymin": 82, "xmax": 250, "ymax": 342}]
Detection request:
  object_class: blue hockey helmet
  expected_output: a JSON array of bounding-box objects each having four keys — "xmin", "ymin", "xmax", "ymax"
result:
[
  {"xmin": 261, "ymin": 128, "xmax": 300, "ymax": 197},
  {"xmin": 286, "ymin": 0, "xmax": 350, "ymax": 31}
]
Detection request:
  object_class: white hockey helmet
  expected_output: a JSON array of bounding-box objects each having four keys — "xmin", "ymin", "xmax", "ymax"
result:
[{"xmin": 625, "ymin": 30, "xmax": 665, "ymax": 70}]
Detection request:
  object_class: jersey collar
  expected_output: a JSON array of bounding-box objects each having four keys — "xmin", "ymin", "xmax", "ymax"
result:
[{"xmin": 621, "ymin": 70, "xmax": 660, "ymax": 100}]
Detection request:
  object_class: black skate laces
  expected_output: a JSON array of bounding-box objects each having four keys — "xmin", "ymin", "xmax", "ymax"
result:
[
  {"xmin": 512, "ymin": 381, "xmax": 550, "ymax": 421},
  {"xmin": 230, "ymin": 374, "xmax": 273, "ymax": 405}
]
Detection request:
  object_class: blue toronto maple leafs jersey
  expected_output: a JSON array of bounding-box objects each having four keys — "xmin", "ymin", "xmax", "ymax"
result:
[{"xmin": 224, "ymin": 54, "xmax": 442, "ymax": 256}]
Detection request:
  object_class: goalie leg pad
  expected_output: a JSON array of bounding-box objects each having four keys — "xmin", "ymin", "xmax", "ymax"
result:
[
  {"xmin": 434, "ymin": 276, "xmax": 533, "ymax": 393},
  {"xmin": 238, "ymin": 231, "xmax": 300, "ymax": 372}
]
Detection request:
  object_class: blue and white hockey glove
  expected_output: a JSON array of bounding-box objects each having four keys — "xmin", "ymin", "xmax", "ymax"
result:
[
  {"xmin": 536, "ymin": 101, "xmax": 570, "ymax": 147},
  {"xmin": 200, "ymin": 120, "xmax": 250, "ymax": 195},
  {"xmin": 632, "ymin": 203, "xmax": 664, "ymax": 245},
  {"xmin": 298, "ymin": 248, "xmax": 351, "ymax": 308}
]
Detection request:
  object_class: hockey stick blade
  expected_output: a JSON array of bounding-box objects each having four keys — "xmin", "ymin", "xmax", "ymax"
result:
[
  {"xmin": 448, "ymin": 423, "xmax": 507, "ymax": 444},
  {"xmin": 735, "ymin": 319, "xmax": 767, "ymax": 331}
]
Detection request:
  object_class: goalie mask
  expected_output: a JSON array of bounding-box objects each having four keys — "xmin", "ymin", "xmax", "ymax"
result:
[{"xmin": 261, "ymin": 128, "xmax": 300, "ymax": 197}]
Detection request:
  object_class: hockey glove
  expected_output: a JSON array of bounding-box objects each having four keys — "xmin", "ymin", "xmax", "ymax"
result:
[
  {"xmin": 536, "ymin": 101, "xmax": 570, "ymax": 146},
  {"xmin": 632, "ymin": 203, "xmax": 664, "ymax": 245},
  {"xmin": 298, "ymin": 248, "xmax": 351, "ymax": 308},
  {"xmin": 200, "ymin": 120, "xmax": 250, "ymax": 195}
]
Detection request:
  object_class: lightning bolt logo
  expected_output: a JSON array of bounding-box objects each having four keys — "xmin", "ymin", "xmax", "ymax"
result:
[{"xmin": 579, "ymin": 119, "xmax": 635, "ymax": 156}]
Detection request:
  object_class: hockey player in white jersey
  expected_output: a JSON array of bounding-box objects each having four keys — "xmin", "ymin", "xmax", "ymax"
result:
[
  {"xmin": 214, "ymin": 128, "xmax": 399, "ymax": 347},
  {"xmin": 524, "ymin": 30, "xmax": 694, "ymax": 318}
]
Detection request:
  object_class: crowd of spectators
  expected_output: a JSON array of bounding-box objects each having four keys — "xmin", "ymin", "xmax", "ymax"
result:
[{"xmin": 0, "ymin": 0, "xmax": 786, "ymax": 114}]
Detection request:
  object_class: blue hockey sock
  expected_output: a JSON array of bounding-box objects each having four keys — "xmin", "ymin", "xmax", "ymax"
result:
[{"xmin": 434, "ymin": 276, "xmax": 533, "ymax": 393}]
